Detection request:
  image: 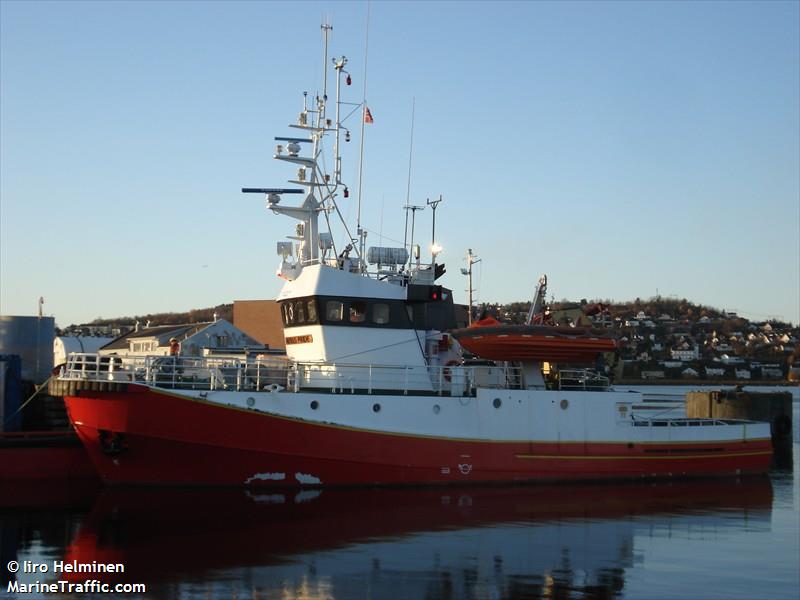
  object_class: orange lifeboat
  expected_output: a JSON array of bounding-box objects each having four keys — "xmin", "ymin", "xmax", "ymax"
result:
[{"xmin": 452, "ymin": 317, "xmax": 616, "ymax": 363}]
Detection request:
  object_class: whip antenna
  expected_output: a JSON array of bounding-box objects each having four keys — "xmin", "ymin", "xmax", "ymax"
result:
[{"xmin": 356, "ymin": 2, "xmax": 371, "ymax": 266}]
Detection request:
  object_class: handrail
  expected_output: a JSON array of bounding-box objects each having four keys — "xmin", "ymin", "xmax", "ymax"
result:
[
  {"xmin": 61, "ymin": 353, "xmax": 610, "ymax": 396},
  {"xmin": 557, "ymin": 369, "xmax": 610, "ymax": 390},
  {"xmin": 630, "ymin": 416, "xmax": 756, "ymax": 427}
]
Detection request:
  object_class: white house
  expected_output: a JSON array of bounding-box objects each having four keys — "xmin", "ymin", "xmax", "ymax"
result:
[
  {"xmin": 670, "ymin": 344, "xmax": 699, "ymax": 361},
  {"xmin": 99, "ymin": 319, "xmax": 263, "ymax": 358},
  {"xmin": 762, "ymin": 367, "xmax": 783, "ymax": 379},
  {"xmin": 641, "ymin": 370, "xmax": 665, "ymax": 380},
  {"xmin": 720, "ymin": 354, "xmax": 745, "ymax": 365},
  {"xmin": 54, "ymin": 336, "xmax": 115, "ymax": 367}
]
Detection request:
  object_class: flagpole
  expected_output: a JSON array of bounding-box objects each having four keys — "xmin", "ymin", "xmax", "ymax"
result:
[{"xmin": 355, "ymin": 1, "xmax": 371, "ymax": 270}]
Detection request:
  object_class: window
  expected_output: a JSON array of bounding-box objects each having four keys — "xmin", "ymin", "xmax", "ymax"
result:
[
  {"xmin": 326, "ymin": 300, "xmax": 344, "ymax": 322},
  {"xmin": 281, "ymin": 298, "xmax": 320, "ymax": 326},
  {"xmin": 372, "ymin": 303, "xmax": 390, "ymax": 325},
  {"xmin": 349, "ymin": 300, "xmax": 367, "ymax": 323},
  {"xmin": 295, "ymin": 300, "xmax": 306, "ymax": 324},
  {"xmin": 306, "ymin": 299, "xmax": 317, "ymax": 323}
]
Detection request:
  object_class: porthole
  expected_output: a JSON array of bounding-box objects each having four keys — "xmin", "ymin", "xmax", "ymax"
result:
[
  {"xmin": 560, "ymin": 399, "xmax": 569, "ymax": 410},
  {"xmin": 373, "ymin": 403, "xmax": 381, "ymax": 413},
  {"xmin": 310, "ymin": 400, "xmax": 319, "ymax": 410},
  {"xmin": 433, "ymin": 404, "xmax": 441, "ymax": 414},
  {"xmin": 246, "ymin": 397, "xmax": 255, "ymax": 407},
  {"xmin": 493, "ymin": 398, "xmax": 502, "ymax": 409}
]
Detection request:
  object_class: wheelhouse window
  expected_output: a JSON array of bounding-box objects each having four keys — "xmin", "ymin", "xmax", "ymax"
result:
[
  {"xmin": 306, "ymin": 299, "xmax": 318, "ymax": 323},
  {"xmin": 281, "ymin": 298, "xmax": 321, "ymax": 326},
  {"xmin": 372, "ymin": 303, "xmax": 390, "ymax": 325},
  {"xmin": 326, "ymin": 300, "xmax": 344, "ymax": 322},
  {"xmin": 281, "ymin": 303, "xmax": 291, "ymax": 325},
  {"xmin": 349, "ymin": 300, "xmax": 367, "ymax": 323}
]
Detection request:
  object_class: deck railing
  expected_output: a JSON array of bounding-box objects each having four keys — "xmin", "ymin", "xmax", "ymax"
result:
[
  {"xmin": 61, "ymin": 353, "xmax": 609, "ymax": 396},
  {"xmin": 630, "ymin": 416, "xmax": 754, "ymax": 427},
  {"xmin": 62, "ymin": 353, "xmax": 291, "ymax": 392},
  {"xmin": 556, "ymin": 369, "xmax": 610, "ymax": 391}
]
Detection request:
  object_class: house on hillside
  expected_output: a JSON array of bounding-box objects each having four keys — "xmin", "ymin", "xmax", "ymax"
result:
[
  {"xmin": 670, "ymin": 341, "xmax": 698, "ymax": 362},
  {"xmin": 99, "ymin": 319, "xmax": 264, "ymax": 358},
  {"xmin": 641, "ymin": 370, "xmax": 665, "ymax": 380},
  {"xmin": 719, "ymin": 354, "xmax": 745, "ymax": 365},
  {"xmin": 761, "ymin": 365, "xmax": 784, "ymax": 379}
]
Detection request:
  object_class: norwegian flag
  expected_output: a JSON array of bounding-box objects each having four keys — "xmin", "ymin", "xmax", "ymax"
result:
[{"xmin": 364, "ymin": 106, "xmax": 374, "ymax": 124}]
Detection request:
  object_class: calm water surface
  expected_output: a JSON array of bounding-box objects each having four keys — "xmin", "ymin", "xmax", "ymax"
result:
[{"xmin": 1, "ymin": 389, "xmax": 797, "ymax": 600}]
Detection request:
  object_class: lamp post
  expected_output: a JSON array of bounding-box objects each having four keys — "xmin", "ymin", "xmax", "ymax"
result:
[
  {"xmin": 427, "ymin": 194, "xmax": 443, "ymax": 261},
  {"xmin": 460, "ymin": 248, "xmax": 481, "ymax": 326}
]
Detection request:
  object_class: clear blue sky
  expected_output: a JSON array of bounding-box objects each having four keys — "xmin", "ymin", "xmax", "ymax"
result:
[{"xmin": 1, "ymin": 0, "xmax": 798, "ymax": 326}]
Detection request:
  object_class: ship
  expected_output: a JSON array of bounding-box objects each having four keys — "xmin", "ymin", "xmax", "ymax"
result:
[{"xmin": 58, "ymin": 25, "xmax": 772, "ymax": 487}]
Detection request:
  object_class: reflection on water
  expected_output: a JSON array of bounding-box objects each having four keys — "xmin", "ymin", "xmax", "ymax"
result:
[
  {"xmin": 2, "ymin": 397, "xmax": 798, "ymax": 599},
  {"xmin": 0, "ymin": 476, "xmax": 783, "ymax": 600}
]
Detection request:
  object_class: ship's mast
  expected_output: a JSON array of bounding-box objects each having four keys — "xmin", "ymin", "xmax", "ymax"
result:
[{"xmin": 243, "ymin": 22, "xmax": 367, "ymax": 280}]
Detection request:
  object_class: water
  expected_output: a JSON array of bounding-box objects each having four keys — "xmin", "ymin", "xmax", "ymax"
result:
[{"xmin": 1, "ymin": 389, "xmax": 798, "ymax": 600}]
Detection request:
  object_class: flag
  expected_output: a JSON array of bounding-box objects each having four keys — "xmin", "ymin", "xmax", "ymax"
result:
[{"xmin": 364, "ymin": 106, "xmax": 374, "ymax": 124}]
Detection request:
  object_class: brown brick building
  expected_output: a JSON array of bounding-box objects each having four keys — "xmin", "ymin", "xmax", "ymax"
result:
[{"xmin": 233, "ymin": 300, "xmax": 284, "ymax": 349}]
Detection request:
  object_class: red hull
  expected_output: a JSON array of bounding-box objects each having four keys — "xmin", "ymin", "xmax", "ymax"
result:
[
  {"xmin": 61, "ymin": 478, "xmax": 773, "ymax": 583},
  {"xmin": 64, "ymin": 385, "xmax": 772, "ymax": 486},
  {"xmin": 0, "ymin": 431, "xmax": 97, "ymax": 481}
]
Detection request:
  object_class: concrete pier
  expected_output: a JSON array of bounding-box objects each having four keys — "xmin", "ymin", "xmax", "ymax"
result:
[{"xmin": 686, "ymin": 389, "xmax": 793, "ymax": 441}]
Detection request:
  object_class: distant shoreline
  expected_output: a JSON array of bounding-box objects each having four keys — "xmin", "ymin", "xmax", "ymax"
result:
[{"xmin": 615, "ymin": 379, "xmax": 798, "ymax": 387}]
